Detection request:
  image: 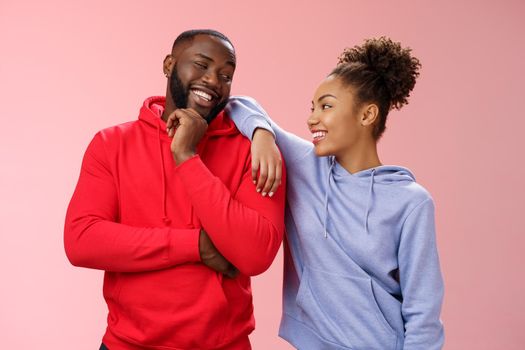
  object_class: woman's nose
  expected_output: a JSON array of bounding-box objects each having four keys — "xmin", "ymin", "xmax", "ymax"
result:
[{"xmin": 307, "ymin": 112, "xmax": 319, "ymax": 128}]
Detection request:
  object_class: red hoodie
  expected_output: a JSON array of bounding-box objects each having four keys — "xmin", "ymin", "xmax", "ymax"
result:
[{"xmin": 64, "ymin": 96, "xmax": 286, "ymax": 350}]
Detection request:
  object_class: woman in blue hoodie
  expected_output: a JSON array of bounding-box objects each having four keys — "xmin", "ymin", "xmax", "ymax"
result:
[{"xmin": 229, "ymin": 37, "xmax": 444, "ymax": 349}]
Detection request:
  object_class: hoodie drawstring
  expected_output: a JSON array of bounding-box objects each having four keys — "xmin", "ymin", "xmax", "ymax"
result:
[
  {"xmin": 364, "ymin": 169, "xmax": 375, "ymax": 234},
  {"xmin": 322, "ymin": 157, "xmax": 336, "ymax": 238},
  {"xmin": 157, "ymin": 121, "xmax": 171, "ymax": 225}
]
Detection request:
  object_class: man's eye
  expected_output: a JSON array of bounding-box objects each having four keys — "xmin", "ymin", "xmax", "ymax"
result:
[
  {"xmin": 221, "ymin": 74, "xmax": 232, "ymax": 82},
  {"xmin": 194, "ymin": 62, "xmax": 207, "ymax": 69}
]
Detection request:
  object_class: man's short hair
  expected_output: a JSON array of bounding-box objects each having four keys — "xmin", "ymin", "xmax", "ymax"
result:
[{"xmin": 172, "ymin": 29, "xmax": 234, "ymax": 52}]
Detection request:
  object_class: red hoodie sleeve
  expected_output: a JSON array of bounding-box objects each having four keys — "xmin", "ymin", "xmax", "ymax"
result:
[
  {"xmin": 175, "ymin": 155, "xmax": 286, "ymax": 276},
  {"xmin": 64, "ymin": 133, "xmax": 200, "ymax": 272}
]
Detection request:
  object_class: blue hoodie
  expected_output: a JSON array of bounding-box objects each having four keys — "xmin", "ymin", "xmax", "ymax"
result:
[{"xmin": 227, "ymin": 96, "xmax": 444, "ymax": 350}]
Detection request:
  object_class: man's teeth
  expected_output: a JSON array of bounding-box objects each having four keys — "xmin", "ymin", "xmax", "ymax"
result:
[
  {"xmin": 312, "ymin": 131, "xmax": 327, "ymax": 140},
  {"xmin": 192, "ymin": 89, "xmax": 213, "ymax": 102}
]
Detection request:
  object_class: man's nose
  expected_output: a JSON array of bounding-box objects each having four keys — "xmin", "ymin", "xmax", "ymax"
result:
[{"xmin": 202, "ymin": 70, "xmax": 219, "ymax": 87}]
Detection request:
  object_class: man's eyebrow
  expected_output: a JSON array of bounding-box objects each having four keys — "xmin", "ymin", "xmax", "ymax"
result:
[
  {"xmin": 195, "ymin": 53, "xmax": 213, "ymax": 61},
  {"xmin": 195, "ymin": 53, "xmax": 236, "ymax": 68}
]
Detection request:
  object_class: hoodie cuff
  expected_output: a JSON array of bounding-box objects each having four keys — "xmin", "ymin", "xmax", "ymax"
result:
[
  {"xmin": 167, "ymin": 228, "xmax": 200, "ymax": 264},
  {"xmin": 174, "ymin": 155, "xmax": 214, "ymax": 195},
  {"xmin": 243, "ymin": 115, "xmax": 275, "ymax": 140}
]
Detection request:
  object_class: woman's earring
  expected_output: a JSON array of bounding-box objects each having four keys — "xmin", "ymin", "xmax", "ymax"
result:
[{"xmin": 165, "ymin": 72, "xmax": 169, "ymax": 78}]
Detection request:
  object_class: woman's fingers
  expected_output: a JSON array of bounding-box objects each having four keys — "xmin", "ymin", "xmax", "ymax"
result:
[
  {"xmin": 261, "ymin": 160, "xmax": 276, "ymax": 196},
  {"xmin": 269, "ymin": 159, "xmax": 282, "ymax": 197},
  {"xmin": 252, "ymin": 157, "xmax": 260, "ymax": 185},
  {"xmin": 255, "ymin": 159, "xmax": 268, "ymax": 194}
]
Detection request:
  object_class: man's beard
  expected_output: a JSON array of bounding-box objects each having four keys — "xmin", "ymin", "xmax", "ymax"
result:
[{"xmin": 169, "ymin": 67, "xmax": 227, "ymax": 123}]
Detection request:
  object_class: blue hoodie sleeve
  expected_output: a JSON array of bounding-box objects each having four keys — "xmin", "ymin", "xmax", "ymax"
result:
[
  {"xmin": 398, "ymin": 197, "xmax": 445, "ymax": 349},
  {"xmin": 226, "ymin": 95, "xmax": 312, "ymax": 165}
]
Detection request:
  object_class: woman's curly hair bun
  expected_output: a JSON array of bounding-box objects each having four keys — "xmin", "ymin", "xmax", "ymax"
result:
[{"xmin": 337, "ymin": 37, "xmax": 421, "ymax": 110}]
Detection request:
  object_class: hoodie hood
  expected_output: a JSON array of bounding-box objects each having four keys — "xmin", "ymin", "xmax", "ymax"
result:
[
  {"xmin": 324, "ymin": 159, "xmax": 416, "ymax": 236},
  {"xmin": 333, "ymin": 162, "xmax": 416, "ymax": 184},
  {"xmin": 137, "ymin": 96, "xmax": 238, "ymax": 225},
  {"xmin": 138, "ymin": 96, "xmax": 238, "ymax": 139}
]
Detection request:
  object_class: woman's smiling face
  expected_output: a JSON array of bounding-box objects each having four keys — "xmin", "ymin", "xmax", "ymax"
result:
[{"xmin": 307, "ymin": 75, "xmax": 365, "ymax": 158}]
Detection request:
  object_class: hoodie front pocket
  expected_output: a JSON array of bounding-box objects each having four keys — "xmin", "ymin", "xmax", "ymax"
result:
[
  {"xmin": 111, "ymin": 266, "xmax": 231, "ymax": 348},
  {"xmin": 296, "ymin": 266, "xmax": 397, "ymax": 350}
]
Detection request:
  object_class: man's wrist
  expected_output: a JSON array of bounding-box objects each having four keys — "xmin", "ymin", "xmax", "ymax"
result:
[{"xmin": 173, "ymin": 151, "xmax": 196, "ymax": 165}]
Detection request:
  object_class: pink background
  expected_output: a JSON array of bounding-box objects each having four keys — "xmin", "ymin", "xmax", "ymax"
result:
[{"xmin": 1, "ymin": 0, "xmax": 524, "ymax": 348}]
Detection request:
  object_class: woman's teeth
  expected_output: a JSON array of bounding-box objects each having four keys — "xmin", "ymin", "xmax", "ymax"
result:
[{"xmin": 312, "ymin": 131, "xmax": 327, "ymax": 140}]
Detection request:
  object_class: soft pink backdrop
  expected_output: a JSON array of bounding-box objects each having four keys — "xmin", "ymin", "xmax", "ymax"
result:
[{"xmin": 1, "ymin": 0, "xmax": 524, "ymax": 349}]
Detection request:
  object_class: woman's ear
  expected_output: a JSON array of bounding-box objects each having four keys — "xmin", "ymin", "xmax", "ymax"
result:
[{"xmin": 360, "ymin": 103, "xmax": 379, "ymax": 126}]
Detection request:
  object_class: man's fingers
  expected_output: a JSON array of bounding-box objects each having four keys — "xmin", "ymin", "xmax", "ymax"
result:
[
  {"xmin": 183, "ymin": 108, "xmax": 204, "ymax": 120},
  {"xmin": 166, "ymin": 113, "xmax": 174, "ymax": 129},
  {"xmin": 199, "ymin": 229, "xmax": 238, "ymax": 278},
  {"xmin": 203, "ymin": 254, "xmax": 228, "ymax": 272},
  {"xmin": 166, "ymin": 111, "xmax": 182, "ymax": 137},
  {"xmin": 224, "ymin": 265, "xmax": 239, "ymax": 279},
  {"xmin": 167, "ymin": 108, "xmax": 207, "ymax": 138}
]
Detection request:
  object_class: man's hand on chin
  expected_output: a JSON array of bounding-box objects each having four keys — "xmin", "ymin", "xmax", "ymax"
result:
[{"xmin": 166, "ymin": 108, "xmax": 208, "ymax": 165}]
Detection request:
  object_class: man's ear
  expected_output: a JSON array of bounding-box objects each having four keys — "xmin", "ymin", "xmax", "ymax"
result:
[
  {"xmin": 163, "ymin": 54, "xmax": 175, "ymax": 77},
  {"xmin": 360, "ymin": 103, "xmax": 379, "ymax": 126}
]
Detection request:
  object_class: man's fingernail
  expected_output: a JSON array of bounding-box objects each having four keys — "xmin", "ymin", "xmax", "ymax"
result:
[
  {"xmin": 269, "ymin": 192, "xmax": 274, "ymax": 197},
  {"xmin": 253, "ymin": 180, "xmax": 256, "ymax": 184},
  {"xmin": 262, "ymin": 192, "xmax": 267, "ymax": 197},
  {"xmin": 256, "ymin": 188, "xmax": 261, "ymax": 193}
]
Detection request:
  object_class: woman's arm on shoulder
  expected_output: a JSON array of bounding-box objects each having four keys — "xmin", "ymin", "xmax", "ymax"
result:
[{"xmin": 226, "ymin": 95, "xmax": 312, "ymax": 195}]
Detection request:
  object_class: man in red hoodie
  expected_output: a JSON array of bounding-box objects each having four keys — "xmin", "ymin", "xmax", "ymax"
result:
[{"xmin": 64, "ymin": 29, "xmax": 285, "ymax": 350}]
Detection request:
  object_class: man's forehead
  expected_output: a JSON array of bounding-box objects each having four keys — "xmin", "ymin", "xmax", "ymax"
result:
[{"xmin": 174, "ymin": 35, "xmax": 235, "ymax": 62}]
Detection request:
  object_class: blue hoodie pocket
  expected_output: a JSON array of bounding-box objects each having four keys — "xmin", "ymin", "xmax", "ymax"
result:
[{"xmin": 296, "ymin": 266, "xmax": 397, "ymax": 350}]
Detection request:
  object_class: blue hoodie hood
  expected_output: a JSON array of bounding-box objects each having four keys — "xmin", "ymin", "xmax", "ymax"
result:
[{"xmin": 327, "ymin": 159, "xmax": 416, "ymax": 235}]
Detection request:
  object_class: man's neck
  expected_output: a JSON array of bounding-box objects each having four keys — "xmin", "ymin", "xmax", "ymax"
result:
[{"xmin": 161, "ymin": 96, "xmax": 176, "ymax": 122}]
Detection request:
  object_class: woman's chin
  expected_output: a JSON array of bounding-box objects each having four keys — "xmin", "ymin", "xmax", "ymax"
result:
[{"xmin": 314, "ymin": 145, "xmax": 330, "ymax": 157}]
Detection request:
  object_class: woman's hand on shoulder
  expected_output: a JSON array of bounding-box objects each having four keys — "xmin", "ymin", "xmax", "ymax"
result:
[{"xmin": 251, "ymin": 128, "xmax": 282, "ymax": 197}]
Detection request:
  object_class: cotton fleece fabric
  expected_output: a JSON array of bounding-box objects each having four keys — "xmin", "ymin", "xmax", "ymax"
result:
[
  {"xmin": 227, "ymin": 96, "xmax": 444, "ymax": 350},
  {"xmin": 64, "ymin": 96, "xmax": 286, "ymax": 350}
]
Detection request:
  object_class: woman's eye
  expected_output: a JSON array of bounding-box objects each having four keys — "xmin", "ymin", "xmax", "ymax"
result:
[{"xmin": 322, "ymin": 104, "xmax": 332, "ymax": 110}]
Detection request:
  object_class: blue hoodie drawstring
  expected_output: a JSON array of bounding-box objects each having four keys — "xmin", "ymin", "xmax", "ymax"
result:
[
  {"xmin": 364, "ymin": 169, "xmax": 375, "ymax": 234},
  {"xmin": 157, "ymin": 121, "xmax": 171, "ymax": 225},
  {"xmin": 322, "ymin": 157, "xmax": 336, "ymax": 238}
]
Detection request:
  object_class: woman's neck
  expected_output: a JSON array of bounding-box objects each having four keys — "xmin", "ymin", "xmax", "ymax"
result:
[{"xmin": 335, "ymin": 139, "xmax": 381, "ymax": 174}]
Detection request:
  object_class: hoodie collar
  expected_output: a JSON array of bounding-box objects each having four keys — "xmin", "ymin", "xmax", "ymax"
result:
[
  {"xmin": 323, "ymin": 159, "xmax": 416, "ymax": 237},
  {"xmin": 138, "ymin": 96, "xmax": 238, "ymax": 140},
  {"xmin": 331, "ymin": 161, "xmax": 416, "ymax": 183}
]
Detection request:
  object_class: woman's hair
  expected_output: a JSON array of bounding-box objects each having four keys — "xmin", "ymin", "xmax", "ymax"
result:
[{"xmin": 331, "ymin": 37, "xmax": 421, "ymax": 139}]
